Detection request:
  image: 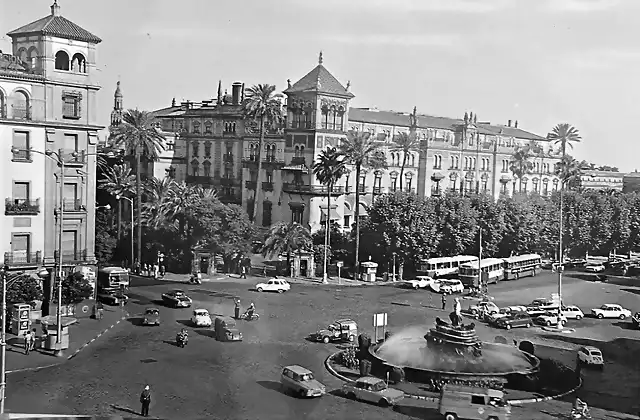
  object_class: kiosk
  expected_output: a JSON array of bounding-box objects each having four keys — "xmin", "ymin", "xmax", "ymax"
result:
[
  {"xmin": 11, "ymin": 303, "xmax": 31, "ymax": 336},
  {"xmin": 39, "ymin": 315, "xmax": 75, "ymax": 351},
  {"xmin": 360, "ymin": 261, "xmax": 378, "ymax": 282}
]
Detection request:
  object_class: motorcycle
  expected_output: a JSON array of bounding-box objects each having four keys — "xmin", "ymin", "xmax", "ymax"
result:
[
  {"xmin": 240, "ymin": 312, "xmax": 259, "ymax": 321},
  {"xmin": 189, "ymin": 274, "xmax": 202, "ymax": 284},
  {"xmin": 176, "ymin": 333, "xmax": 188, "ymax": 348},
  {"xmin": 570, "ymin": 408, "xmax": 591, "ymax": 419}
]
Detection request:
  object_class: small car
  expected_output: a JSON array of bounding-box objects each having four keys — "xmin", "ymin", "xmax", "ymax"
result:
[
  {"xmin": 438, "ymin": 279, "xmax": 464, "ymax": 294},
  {"xmin": 280, "ymin": 365, "xmax": 326, "ymax": 398},
  {"xmin": 485, "ymin": 308, "xmax": 512, "ymax": 323},
  {"xmin": 191, "ymin": 308, "xmax": 212, "ymax": 327},
  {"xmin": 530, "ymin": 297, "xmax": 555, "ymax": 308},
  {"xmin": 631, "ymin": 312, "xmax": 640, "ymax": 329},
  {"xmin": 404, "ymin": 276, "xmax": 434, "ymax": 290},
  {"xmin": 591, "ymin": 304, "xmax": 632, "ymax": 319},
  {"xmin": 256, "ymin": 278, "xmax": 291, "ymax": 293},
  {"xmin": 534, "ymin": 311, "xmax": 567, "ymax": 327},
  {"xmin": 585, "ymin": 263, "xmax": 605, "ymax": 273},
  {"xmin": 577, "ymin": 346, "xmax": 604, "ymax": 368},
  {"xmin": 161, "ymin": 290, "xmax": 192, "ymax": 308},
  {"xmin": 309, "ymin": 319, "xmax": 358, "ymax": 344},
  {"xmin": 97, "ymin": 287, "xmax": 129, "ymax": 306},
  {"xmin": 494, "ymin": 312, "xmax": 532, "ymax": 330},
  {"xmin": 562, "ymin": 305, "xmax": 584, "ymax": 320},
  {"xmin": 469, "ymin": 301, "xmax": 499, "ymax": 317},
  {"xmin": 342, "ymin": 376, "xmax": 404, "ymax": 407},
  {"xmin": 214, "ymin": 316, "xmax": 243, "ymax": 341},
  {"xmin": 142, "ymin": 307, "xmax": 160, "ymax": 326}
]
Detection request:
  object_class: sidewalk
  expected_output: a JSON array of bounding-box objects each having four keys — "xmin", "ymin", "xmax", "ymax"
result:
[{"xmin": 5, "ymin": 305, "xmax": 127, "ymax": 373}]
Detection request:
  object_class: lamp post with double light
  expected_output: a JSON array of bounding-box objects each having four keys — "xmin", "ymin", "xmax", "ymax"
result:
[{"xmin": 116, "ymin": 195, "xmax": 134, "ymax": 270}]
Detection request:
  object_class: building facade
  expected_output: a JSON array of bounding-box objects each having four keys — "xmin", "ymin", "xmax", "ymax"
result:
[
  {"xmin": 580, "ymin": 170, "xmax": 624, "ymax": 191},
  {"xmin": 1, "ymin": 1, "xmax": 102, "ymax": 271},
  {"xmin": 148, "ymin": 54, "xmax": 563, "ymax": 232}
]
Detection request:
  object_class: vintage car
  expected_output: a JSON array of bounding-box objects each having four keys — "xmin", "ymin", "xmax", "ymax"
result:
[
  {"xmin": 97, "ymin": 287, "xmax": 129, "ymax": 306},
  {"xmin": 280, "ymin": 365, "xmax": 326, "ymax": 398},
  {"xmin": 632, "ymin": 312, "xmax": 640, "ymax": 329},
  {"xmin": 255, "ymin": 278, "xmax": 291, "ymax": 293},
  {"xmin": 342, "ymin": 376, "xmax": 404, "ymax": 407},
  {"xmin": 591, "ymin": 304, "xmax": 632, "ymax": 319},
  {"xmin": 142, "ymin": 307, "xmax": 160, "ymax": 326},
  {"xmin": 562, "ymin": 305, "xmax": 585, "ymax": 320},
  {"xmin": 534, "ymin": 311, "xmax": 568, "ymax": 327},
  {"xmin": 214, "ymin": 316, "xmax": 242, "ymax": 341},
  {"xmin": 585, "ymin": 263, "xmax": 605, "ymax": 273},
  {"xmin": 309, "ymin": 319, "xmax": 358, "ymax": 344},
  {"xmin": 161, "ymin": 290, "xmax": 192, "ymax": 308},
  {"xmin": 469, "ymin": 301, "xmax": 499, "ymax": 317},
  {"xmin": 431, "ymin": 279, "xmax": 464, "ymax": 294},
  {"xmin": 485, "ymin": 308, "xmax": 512, "ymax": 323},
  {"xmin": 577, "ymin": 345, "xmax": 604, "ymax": 368},
  {"xmin": 403, "ymin": 276, "xmax": 435, "ymax": 290},
  {"xmin": 494, "ymin": 312, "xmax": 532, "ymax": 330},
  {"xmin": 191, "ymin": 308, "xmax": 212, "ymax": 327}
]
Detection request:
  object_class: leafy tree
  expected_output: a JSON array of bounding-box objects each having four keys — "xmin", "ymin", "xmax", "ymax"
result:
[
  {"xmin": 261, "ymin": 222, "xmax": 311, "ymax": 276},
  {"xmin": 98, "ymin": 164, "xmax": 134, "ymax": 240},
  {"xmin": 2, "ymin": 273, "xmax": 44, "ymax": 305},
  {"xmin": 109, "ymin": 109, "xmax": 167, "ymax": 264},
  {"xmin": 312, "ymin": 222, "xmax": 352, "ymax": 263},
  {"xmin": 433, "ymin": 192, "xmax": 477, "ymax": 255},
  {"xmin": 509, "ymin": 146, "xmax": 533, "ymax": 193},
  {"xmin": 547, "ymin": 123, "xmax": 582, "ymax": 160},
  {"xmin": 497, "ymin": 195, "xmax": 542, "ymax": 256},
  {"xmin": 468, "ymin": 194, "xmax": 505, "ymax": 256},
  {"xmin": 390, "ymin": 130, "xmax": 420, "ymax": 191},
  {"xmin": 242, "ymin": 84, "xmax": 284, "ymax": 222},
  {"xmin": 95, "ymin": 208, "xmax": 118, "ymax": 264},
  {"xmin": 61, "ymin": 272, "xmax": 93, "ymax": 305}
]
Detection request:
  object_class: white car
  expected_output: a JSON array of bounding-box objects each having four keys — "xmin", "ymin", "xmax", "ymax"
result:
[
  {"xmin": 191, "ymin": 308, "xmax": 212, "ymax": 327},
  {"xmin": 437, "ymin": 279, "xmax": 464, "ymax": 294},
  {"xmin": 585, "ymin": 263, "xmax": 605, "ymax": 273},
  {"xmin": 577, "ymin": 346, "xmax": 604, "ymax": 368},
  {"xmin": 256, "ymin": 278, "xmax": 291, "ymax": 293},
  {"xmin": 534, "ymin": 311, "xmax": 567, "ymax": 327},
  {"xmin": 404, "ymin": 276, "xmax": 435, "ymax": 290},
  {"xmin": 485, "ymin": 308, "xmax": 512, "ymax": 323},
  {"xmin": 469, "ymin": 301, "xmax": 500, "ymax": 316},
  {"xmin": 342, "ymin": 377, "xmax": 404, "ymax": 407},
  {"xmin": 562, "ymin": 305, "xmax": 584, "ymax": 320},
  {"xmin": 591, "ymin": 304, "xmax": 632, "ymax": 319}
]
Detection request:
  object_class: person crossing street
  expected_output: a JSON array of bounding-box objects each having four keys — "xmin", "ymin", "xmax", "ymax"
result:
[{"xmin": 140, "ymin": 385, "xmax": 151, "ymax": 417}]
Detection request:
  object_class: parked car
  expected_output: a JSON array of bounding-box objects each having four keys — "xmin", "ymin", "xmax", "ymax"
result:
[
  {"xmin": 191, "ymin": 308, "xmax": 212, "ymax": 327},
  {"xmin": 439, "ymin": 279, "xmax": 464, "ymax": 294},
  {"xmin": 469, "ymin": 301, "xmax": 499, "ymax": 317},
  {"xmin": 494, "ymin": 312, "xmax": 532, "ymax": 330},
  {"xmin": 562, "ymin": 305, "xmax": 584, "ymax": 320},
  {"xmin": 404, "ymin": 276, "xmax": 435, "ymax": 290},
  {"xmin": 142, "ymin": 307, "xmax": 160, "ymax": 326},
  {"xmin": 534, "ymin": 311, "xmax": 567, "ymax": 327},
  {"xmin": 530, "ymin": 298, "xmax": 555, "ymax": 307},
  {"xmin": 632, "ymin": 312, "xmax": 640, "ymax": 329},
  {"xmin": 439, "ymin": 385, "xmax": 511, "ymax": 420},
  {"xmin": 591, "ymin": 304, "xmax": 632, "ymax": 319},
  {"xmin": 342, "ymin": 377, "xmax": 404, "ymax": 407},
  {"xmin": 309, "ymin": 319, "xmax": 358, "ymax": 344},
  {"xmin": 256, "ymin": 278, "xmax": 291, "ymax": 293},
  {"xmin": 577, "ymin": 346, "xmax": 604, "ymax": 368},
  {"xmin": 161, "ymin": 290, "xmax": 192, "ymax": 308},
  {"xmin": 97, "ymin": 287, "xmax": 129, "ymax": 306},
  {"xmin": 585, "ymin": 263, "xmax": 605, "ymax": 273},
  {"xmin": 280, "ymin": 365, "xmax": 325, "ymax": 398}
]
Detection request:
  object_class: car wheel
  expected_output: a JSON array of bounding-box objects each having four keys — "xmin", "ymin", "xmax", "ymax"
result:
[
  {"xmin": 378, "ymin": 398, "xmax": 390, "ymax": 407},
  {"xmin": 597, "ymin": 314, "xmax": 604, "ymax": 319},
  {"xmin": 525, "ymin": 323, "xmax": 531, "ymax": 328},
  {"xmin": 346, "ymin": 392, "xmax": 356, "ymax": 400},
  {"xmin": 414, "ymin": 285, "xmax": 419, "ymax": 290},
  {"xmin": 506, "ymin": 324, "xmax": 511, "ymax": 330},
  {"xmin": 323, "ymin": 336, "xmax": 330, "ymax": 344},
  {"xmin": 619, "ymin": 314, "xmax": 626, "ymax": 320},
  {"xmin": 576, "ymin": 315, "xmax": 582, "ymax": 320},
  {"xmin": 348, "ymin": 335, "xmax": 355, "ymax": 342},
  {"xmin": 278, "ymin": 289, "xmax": 284, "ymax": 294},
  {"xmin": 444, "ymin": 413, "xmax": 458, "ymax": 420},
  {"xmin": 471, "ymin": 309, "xmax": 478, "ymax": 315},
  {"xmin": 561, "ymin": 320, "xmax": 567, "ymax": 326},
  {"xmin": 257, "ymin": 287, "xmax": 263, "ymax": 292}
]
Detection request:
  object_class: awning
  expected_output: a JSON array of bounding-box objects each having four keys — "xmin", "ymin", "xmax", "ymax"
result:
[
  {"xmin": 344, "ymin": 195, "xmax": 370, "ymax": 216},
  {"xmin": 431, "ymin": 172, "xmax": 445, "ymax": 181},
  {"xmin": 283, "ymin": 165, "xmax": 309, "ymax": 173},
  {"xmin": 500, "ymin": 174, "xmax": 512, "ymax": 182},
  {"xmin": 356, "ymin": 203, "xmax": 368, "ymax": 216},
  {"xmin": 321, "ymin": 208, "xmax": 340, "ymax": 221}
]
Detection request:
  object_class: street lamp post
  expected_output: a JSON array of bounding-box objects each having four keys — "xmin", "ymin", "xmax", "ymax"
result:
[
  {"xmin": 116, "ymin": 195, "xmax": 134, "ymax": 269},
  {"xmin": 0, "ymin": 264, "xmax": 7, "ymax": 413},
  {"xmin": 392, "ymin": 252, "xmax": 396, "ymax": 282}
]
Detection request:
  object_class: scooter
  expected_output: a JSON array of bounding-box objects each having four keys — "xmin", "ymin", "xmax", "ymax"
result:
[
  {"xmin": 240, "ymin": 312, "xmax": 259, "ymax": 321},
  {"xmin": 570, "ymin": 408, "xmax": 592, "ymax": 419},
  {"xmin": 189, "ymin": 274, "xmax": 202, "ymax": 284},
  {"xmin": 176, "ymin": 333, "xmax": 188, "ymax": 348}
]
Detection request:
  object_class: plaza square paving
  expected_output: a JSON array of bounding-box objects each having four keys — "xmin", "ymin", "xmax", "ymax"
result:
[{"xmin": 2, "ymin": 272, "xmax": 639, "ymax": 419}]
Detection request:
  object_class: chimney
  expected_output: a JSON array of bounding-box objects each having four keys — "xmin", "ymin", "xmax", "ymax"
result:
[
  {"xmin": 171, "ymin": 98, "xmax": 176, "ymax": 107},
  {"xmin": 508, "ymin": 120, "xmax": 512, "ymax": 127},
  {"xmin": 515, "ymin": 120, "xmax": 519, "ymax": 128},
  {"xmin": 232, "ymin": 82, "xmax": 242, "ymax": 105},
  {"xmin": 241, "ymin": 83, "xmax": 245, "ymax": 103},
  {"xmin": 51, "ymin": 0, "xmax": 61, "ymax": 16}
]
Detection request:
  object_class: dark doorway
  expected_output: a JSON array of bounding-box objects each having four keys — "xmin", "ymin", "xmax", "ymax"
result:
[
  {"xmin": 200, "ymin": 256, "xmax": 210, "ymax": 274},
  {"xmin": 300, "ymin": 260, "xmax": 308, "ymax": 277}
]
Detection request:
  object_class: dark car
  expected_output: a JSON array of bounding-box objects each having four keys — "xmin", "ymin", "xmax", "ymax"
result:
[
  {"xmin": 632, "ymin": 312, "xmax": 640, "ymax": 330},
  {"xmin": 161, "ymin": 290, "xmax": 192, "ymax": 308},
  {"xmin": 495, "ymin": 312, "xmax": 532, "ymax": 330},
  {"xmin": 97, "ymin": 288, "xmax": 129, "ymax": 306}
]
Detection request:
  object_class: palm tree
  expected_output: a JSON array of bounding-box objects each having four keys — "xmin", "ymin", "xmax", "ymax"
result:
[
  {"xmin": 261, "ymin": 222, "xmax": 312, "ymax": 276},
  {"xmin": 109, "ymin": 109, "xmax": 166, "ymax": 264},
  {"xmin": 313, "ymin": 147, "xmax": 348, "ymax": 283},
  {"xmin": 339, "ymin": 130, "xmax": 387, "ymax": 274},
  {"xmin": 555, "ymin": 155, "xmax": 583, "ymax": 190},
  {"xmin": 242, "ymin": 84, "xmax": 283, "ymax": 223},
  {"xmin": 390, "ymin": 131, "xmax": 420, "ymax": 191},
  {"xmin": 142, "ymin": 177, "xmax": 175, "ymax": 228},
  {"xmin": 163, "ymin": 182, "xmax": 210, "ymax": 235},
  {"xmin": 98, "ymin": 164, "xmax": 135, "ymax": 240},
  {"xmin": 509, "ymin": 146, "xmax": 533, "ymax": 193}
]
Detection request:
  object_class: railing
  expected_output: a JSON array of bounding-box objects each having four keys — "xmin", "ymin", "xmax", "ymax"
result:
[
  {"xmin": 3, "ymin": 251, "xmax": 42, "ymax": 266},
  {"xmin": 63, "ymin": 199, "xmax": 85, "ymax": 212},
  {"xmin": 372, "ymin": 186, "xmax": 383, "ymax": 194},
  {"xmin": 186, "ymin": 175, "xmax": 214, "ymax": 185},
  {"xmin": 431, "ymin": 188, "xmax": 441, "ymax": 196},
  {"xmin": 54, "ymin": 249, "xmax": 88, "ymax": 262},
  {"xmin": 346, "ymin": 185, "xmax": 367, "ymax": 194},
  {"xmin": 7, "ymin": 104, "xmax": 32, "ymax": 120},
  {"xmin": 290, "ymin": 157, "xmax": 306, "ymax": 165},
  {"xmin": 223, "ymin": 154, "xmax": 234, "ymax": 163},
  {"xmin": 282, "ymin": 183, "xmax": 345, "ymax": 195},
  {"xmin": 5, "ymin": 198, "xmax": 40, "ymax": 215},
  {"xmin": 220, "ymin": 177, "xmax": 238, "ymax": 186},
  {"xmin": 290, "ymin": 121, "xmax": 314, "ymax": 129},
  {"xmin": 11, "ymin": 149, "xmax": 31, "ymax": 161},
  {"xmin": 262, "ymin": 182, "xmax": 274, "ymax": 192},
  {"xmin": 245, "ymin": 181, "xmax": 257, "ymax": 190}
]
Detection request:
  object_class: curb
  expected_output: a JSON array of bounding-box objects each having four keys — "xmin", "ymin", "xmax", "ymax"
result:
[
  {"xmin": 6, "ymin": 311, "xmax": 128, "ymax": 375},
  {"xmin": 325, "ymin": 349, "xmax": 581, "ymax": 406}
]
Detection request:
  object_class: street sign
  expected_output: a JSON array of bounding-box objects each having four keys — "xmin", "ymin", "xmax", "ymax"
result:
[{"xmin": 373, "ymin": 313, "xmax": 387, "ymax": 327}]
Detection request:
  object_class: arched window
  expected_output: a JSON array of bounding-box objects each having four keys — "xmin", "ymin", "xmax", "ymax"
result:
[
  {"xmin": 18, "ymin": 48, "xmax": 27, "ymax": 62},
  {"xmin": 27, "ymin": 47, "xmax": 39, "ymax": 69},
  {"xmin": 405, "ymin": 172, "xmax": 414, "ymax": 192},
  {"xmin": 55, "ymin": 51, "xmax": 70, "ymax": 71},
  {"xmin": 411, "ymin": 154, "xmax": 416, "ymax": 167},
  {"xmin": 9, "ymin": 90, "xmax": 30, "ymax": 120},
  {"xmin": 390, "ymin": 171, "xmax": 399, "ymax": 192},
  {"xmin": 0, "ymin": 89, "xmax": 5, "ymax": 118},
  {"xmin": 450, "ymin": 156, "xmax": 455, "ymax": 169},
  {"xmin": 71, "ymin": 53, "xmax": 86, "ymax": 73}
]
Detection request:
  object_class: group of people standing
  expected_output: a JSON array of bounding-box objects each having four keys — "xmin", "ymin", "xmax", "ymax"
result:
[{"xmin": 130, "ymin": 260, "xmax": 165, "ymax": 279}]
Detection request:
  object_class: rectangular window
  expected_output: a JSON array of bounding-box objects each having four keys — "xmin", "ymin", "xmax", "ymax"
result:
[
  {"xmin": 64, "ymin": 183, "xmax": 78, "ymax": 210},
  {"xmin": 292, "ymin": 208, "xmax": 303, "ymax": 224},
  {"xmin": 203, "ymin": 164, "xmax": 211, "ymax": 178},
  {"xmin": 344, "ymin": 215, "xmax": 351, "ymax": 228},
  {"xmin": 11, "ymin": 234, "xmax": 30, "ymax": 253},
  {"xmin": 62, "ymin": 230, "xmax": 78, "ymax": 256},
  {"xmin": 64, "ymin": 133, "xmax": 78, "ymax": 152},
  {"xmin": 62, "ymin": 95, "xmax": 81, "ymax": 119},
  {"xmin": 266, "ymin": 171, "xmax": 273, "ymax": 183},
  {"xmin": 12, "ymin": 131, "xmax": 30, "ymax": 161},
  {"xmin": 262, "ymin": 201, "xmax": 272, "ymax": 227},
  {"xmin": 12, "ymin": 182, "xmax": 30, "ymax": 201}
]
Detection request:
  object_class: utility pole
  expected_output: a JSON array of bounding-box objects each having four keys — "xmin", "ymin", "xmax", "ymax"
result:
[
  {"xmin": 0, "ymin": 264, "xmax": 8, "ymax": 413},
  {"xmin": 55, "ymin": 149, "xmax": 65, "ymax": 357}
]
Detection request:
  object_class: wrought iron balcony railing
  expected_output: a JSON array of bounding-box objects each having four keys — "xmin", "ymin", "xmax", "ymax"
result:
[
  {"xmin": 5, "ymin": 198, "xmax": 40, "ymax": 215},
  {"xmin": 290, "ymin": 157, "xmax": 306, "ymax": 165},
  {"xmin": 245, "ymin": 181, "xmax": 257, "ymax": 190},
  {"xmin": 262, "ymin": 182, "xmax": 274, "ymax": 192},
  {"xmin": 3, "ymin": 251, "xmax": 42, "ymax": 266},
  {"xmin": 62, "ymin": 199, "xmax": 86, "ymax": 212},
  {"xmin": 54, "ymin": 249, "xmax": 88, "ymax": 262},
  {"xmin": 282, "ymin": 183, "xmax": 345, "ymax": 195}
]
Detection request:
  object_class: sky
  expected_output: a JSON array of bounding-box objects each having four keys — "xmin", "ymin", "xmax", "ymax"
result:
[{"xmin": 1, "ymin": 0, "xmax": 638, "ymax": 171}]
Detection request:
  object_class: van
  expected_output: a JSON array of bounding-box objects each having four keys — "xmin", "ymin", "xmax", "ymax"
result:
[
  {"xmin": 214, "ymin": 316, "xmax": 242, "ymax": 342},
  {"xmin": 439, "ymin": 384, "xmax": 511, "ymax": 420}
]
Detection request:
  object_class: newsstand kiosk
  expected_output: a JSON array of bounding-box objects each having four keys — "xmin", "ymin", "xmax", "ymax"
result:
[{"xmin": 39, "ymin": 315, "xmax": 72, "ymax": 351}]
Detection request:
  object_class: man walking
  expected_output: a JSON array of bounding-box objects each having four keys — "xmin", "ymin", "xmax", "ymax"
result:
[
  {"xmin": 234, "ymin": 298, "xmax": 241, "ymax": 319},
  {"xmin": 24, "ymin": 330, "xmax": 32, "ymax": 355},
  {"xmin": 441, "ymin": 294, "xmax": 447, "ymax": 310},
  {"xmin": 140, "ymin": 385, "xmax": 151, "ymax": 417},
  {"xmin": 240, "ymin": 266, "xmax": 247, "ymax": 279}
]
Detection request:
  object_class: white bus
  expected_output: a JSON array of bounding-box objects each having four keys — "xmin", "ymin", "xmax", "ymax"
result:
[
  {"xmin": 459, "ymin": 258, "xmax": 505, "ymax": 287},
  {"xmin": 419, "ymin": 255, "xmax": 478, "ymax": 278},
  {"xmin": 502, "ymin": 254, "xmax": 542, "ymax": 280}
]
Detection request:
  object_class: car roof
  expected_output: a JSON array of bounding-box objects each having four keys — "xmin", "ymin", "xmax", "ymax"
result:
[
  {"xmin": 602, "ymin": 303, "xmax": 620, "ymax": 307},
  {"xmin": 146, "ymin": 307, "xmax": 159, "ymax": 311},
  {"xmin": 99, "ymin": 267, "xmax": 129, "ymax": 274},
  {"xmin": 443, "ymin": 384, "xmax": 504, "ymax": 398},
  {"xmin": 172, "ymin": 290, "xmax": 184, "ymax": 293},
  {"xmin": 284, "ymin": 365, "xmax": 313, "ymax": 374},
  {"xmin": 582, "ymin": 346, "xmax": 601, "ymax": 352},
  {"xmin": 194, "ymin": 308, "xmax": 209, "ymax": 313},
  {"xmin": 356, "ymin": 376, "xmax": 383, "ymax": 385},
  {"xmin": 336, "ymin": 319, "xmax": 356, "ymax": 325}
]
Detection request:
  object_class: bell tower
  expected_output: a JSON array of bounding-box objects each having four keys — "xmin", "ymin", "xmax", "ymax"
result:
[{"xmin": 111, "ymin": 81, "xmax": 124, "ymax": 126}]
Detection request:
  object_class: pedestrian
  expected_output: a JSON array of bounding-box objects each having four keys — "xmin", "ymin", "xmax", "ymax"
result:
[
  {"xmin": 241, "ymin": 266, "xmax": 247, "ymax": 279},
  {"xmin": 441, "ymin": 294, "xmax": 447, "ymax": 310},
  {"xmin": 30, "ymin": 328, "xmax": 37, "ymax": 351},
  {"xmin": 96, "ymin": 301, "xmax": 104, "ymax": 320},
  {"xmin": 160, "ymin": 264, "xmax": 166, "ymax": 277},
  {"xmin": 24, "ymin": 330, "xmax": 32, "ymax": 355},
  {"xmin": 153, "ymin": 264, "xmax": 159, "ymax": 279},
  {"xmin": 140, "ymin": 385, "xmax": 151, "ymax": 417},
  {"xmin": 262, "ymin": 266, "xmax": 267, "ymax": 277},
  {"xmin": 234, "ymin": 298, "xmax": 241, "ymax": 319}
]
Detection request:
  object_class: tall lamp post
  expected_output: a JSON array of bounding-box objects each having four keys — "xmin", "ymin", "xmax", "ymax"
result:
[
  {"xmin": 0, "ymin": 264, "xmax": 8, "ymax": 413},
  {"xmin": 116, "ymin": 195, "xmax": 134, "ymax": 269}
]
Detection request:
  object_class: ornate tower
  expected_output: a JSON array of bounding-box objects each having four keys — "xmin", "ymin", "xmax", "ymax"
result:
[{"xmin": 111, "ymin": 81, "xmax": 123, "ymax": 126}]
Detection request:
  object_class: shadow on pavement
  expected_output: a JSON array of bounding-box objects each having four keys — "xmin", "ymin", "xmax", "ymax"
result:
[
  {"xmin": 125, "ymin": 292, "xmax": 154, "ymax": 306},
  {"xmin": 393, "ymin": 404, "xmax": 438, "ymax": 419},
  {"xmin": 257, "ymin": 380, "xmax": 288, "ymax": 396},
  {"xmin": 613, "ymin": 321, "xmax": 635, "ymax": 330},
  {"xmin": 622, "ymin": 288, "xmax": 640, "ymax": 296},
  {"xmin": 127, "ymin": 317, "xmax": 145, "ymax": 326},
  {"xmin": 162, "ymin": 340, "xmax": 178, "ymax": 347},
  {"xmin": 175, "ymin": 319, "xmax": 192, "ymax": 327},
  {"xmin": 130, "ymin": 276, "xmax": 185, "ymax": 287},
  {"xmin": 111, "ymin": 404, "xmax": 141, "ymax": 416},
  {"xmin": 194, "ymin": 329, "xmax": 216, "ymax": 339},
  {"xmin": 7, "ymin": 337, "xmax": 25, "ymax": 348}
]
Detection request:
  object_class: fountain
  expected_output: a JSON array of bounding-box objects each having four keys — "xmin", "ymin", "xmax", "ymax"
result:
[{"xmin": 367, "ymin": 309, "xmax": 540, "ymax": 391}]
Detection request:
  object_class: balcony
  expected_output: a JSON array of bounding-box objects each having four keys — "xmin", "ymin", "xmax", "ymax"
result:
[
  {"xmin": 290, "ymin": 121, "xmax": 314, "ymax": 130},
  {"xmin": 242, "ymin": 156, "xmax": 285, "ymax": 169},
  {"xmin": 7, "ymin": 105, "xmax": 32, "ymax": 121},
  {"xmin": 5, "ymin": 198, "xmax": 40, "ymax": 215},
  {"xmin": 220, "ymin": 177, "xmax": 238, "ymax": 187},
  {"xmin": 290, "ymin": 157, "xmax": 306, "ymax": 165},
  {"xmin": 62, "ymin": 199, "xmax": 86, "ymax": 212},
  {"xmin": 223, "ymin": 154, "xmax": 234, "ymax": 164},
  {"xmin": 283, "ymin": 183, "xmax": 345, "ymax": 196},
  {"xmin": 245, "ymin": 181, "xmax": 257, "ymax": 190},
  {"xmin": 54, "ymin": 249, "xmax": 88, "ymax": 263},
  {"xmin": 431, "ymin": 188, "xmax": 441, "ymax": 196},
  {"xmin": 11, "ymin": 149, "xmax": 31, "ymax": 162},
  {"xmin": 372, "ymin": 187, "xmax": 383, "ymax": 194},
  {"xmin": 186, "ymin": 175, "xmax": 214, "ymax": 185},
  {"xmin": 3, "ymin": 251, "xmax": 42, "ymax": 266},
  {"xmin": 262, "ymin": 182, "xmax": 274, "ymax": 192}
]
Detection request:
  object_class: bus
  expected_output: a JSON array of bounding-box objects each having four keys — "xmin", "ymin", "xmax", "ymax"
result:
[
  {"xmin": 419, "ymin": 255, "xmax": 478, "ymax": 278},
  {"xmin": 502, "ymin": 254, "xmax": 542, "ymax": 280},
  {"xmin": 97, "ymin": 267, "xmax": 130, "ymax": 290},
  {"xmin": 458, "ymin": 258, "xmax": 505, "ymax": 287}
]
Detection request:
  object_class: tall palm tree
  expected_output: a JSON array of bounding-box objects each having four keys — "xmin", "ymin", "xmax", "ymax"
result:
[
  {"xmin": 261, "ymin": 222, "xmax": 312, "ymax": 276},
  {"xmin": 142, "ymin": 177, "xmax": 176, "ymax": 228},
  {"xmin": 509, "ymin": 146, "xmax": 533, "ymax": 193},
  {"xmin": 339, "ymin": 130, "xmax": 387, "ymax": 274},
  {"xmin": 555, "ymin": 155, "xmax": 583, "ymax": 190},
  {"xmin": 163, "ymin": 181, "xmax": 210, "ymax": 235},
  {"xmin": 98, "ymin": 164, "xmax": 135, "ymax": 240},
  {"xmin": 242, "ymin": 84, "xmax": 283, "ymax": 223},
  {"xmin": 313, "ymin": 147, "xmax": 348, "ymax": 283},
  {"xmin": 109, "ymin": 109, "xmax": 166, "ymax": 264},
  {"xmin": 390, "ymin": 131, "xmax": 420, "ymax": 191}
]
